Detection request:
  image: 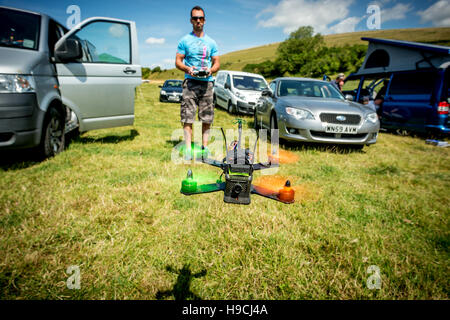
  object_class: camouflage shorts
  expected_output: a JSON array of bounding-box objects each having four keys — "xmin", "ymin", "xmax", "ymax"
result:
[{"xmin": 180, "ymin": 79, "xmax": 214, "ymax": 124}]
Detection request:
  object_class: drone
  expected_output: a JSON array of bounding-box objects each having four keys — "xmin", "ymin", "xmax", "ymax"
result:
[{"xmin": 180, "ymin": 119, "xmax": 295, "ymax": 205}]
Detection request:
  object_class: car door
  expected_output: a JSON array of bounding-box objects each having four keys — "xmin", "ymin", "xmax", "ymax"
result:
[
  {"xmin": 54, "ymin": 17, "xmax": 141, "ymax": 132},
  {"xmin": 215, "ymin": 73, "xmax": 226, "ymax": 108},
  {"xmin": 382, "ymin": 70, "xmax": 436, "ymax": 131},
  {"xmin": 262, "ymin": 81, "xmax": 277, "ymax": 127}
]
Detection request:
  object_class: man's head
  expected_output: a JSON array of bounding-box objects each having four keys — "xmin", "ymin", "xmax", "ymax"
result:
[
  {"xmin": 336, "ymin": 73, "xmax": 345, "ymax": 90},
  {"xmin": 363, "ymin": 96, "xmax": 370, "ymax": 104},
  {"xmin": 190, "ymin": 6, "xmax": 205, "ymax": 33}
]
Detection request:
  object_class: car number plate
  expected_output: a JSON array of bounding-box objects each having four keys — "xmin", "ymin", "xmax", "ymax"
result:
[
  {"xmin": 325, "ymin": 125, "xmax": 358, "ymax": 134},
  {"xmin": 168, "ymin": 96, "xmax": 179, "ymax": 101}
]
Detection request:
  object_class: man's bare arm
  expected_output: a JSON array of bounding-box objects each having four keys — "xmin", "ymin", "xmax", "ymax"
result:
[
  {"xmin": 210, "ymin": 55, "xmax": 220, "ymax": 75},
  {"xmin": 175, "ymin": 53, "xmax": 194, "ymax": 76}
]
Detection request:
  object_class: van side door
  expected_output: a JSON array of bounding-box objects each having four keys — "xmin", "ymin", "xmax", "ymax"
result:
[
  {"xmin": 54, "ymin": 17, "xmax": 141, "ymax": 132},
  {"xmin": 382, "ymin": 70, "xmax": 437, "ymax": 132},
  {"xmin": 215, "ymin": 72, "xmax": 226, "ymax": 108}
]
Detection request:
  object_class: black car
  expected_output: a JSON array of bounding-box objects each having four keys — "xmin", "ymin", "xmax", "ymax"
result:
[{"xmin": 159, "ymin": 79, "xmax": 183, "ymax": 102}]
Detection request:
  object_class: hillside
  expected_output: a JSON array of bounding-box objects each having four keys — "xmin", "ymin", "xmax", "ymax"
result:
[{"xmin": 148, "ymin": 27, "xmax": 450, "ymax": 80}]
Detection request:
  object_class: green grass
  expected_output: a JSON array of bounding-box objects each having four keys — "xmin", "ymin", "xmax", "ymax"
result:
[
  {"xmin": 150, "ymin": 27, "xmax": 450, "ymax": 81},
  {"xmin": 0, "ymin": 83, "xmax": 449, "ymax": 299}
]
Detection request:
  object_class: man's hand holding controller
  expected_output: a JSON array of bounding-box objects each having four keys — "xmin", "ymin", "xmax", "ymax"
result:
[{"xmin": 188, "ymin": 67, "xmax": 211, "ymax": 78}]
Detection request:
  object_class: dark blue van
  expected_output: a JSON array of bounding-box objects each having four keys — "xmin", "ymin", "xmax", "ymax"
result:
[{"xmin": 342, "ymin": 38, "xmax": 449, "ymax": 135}]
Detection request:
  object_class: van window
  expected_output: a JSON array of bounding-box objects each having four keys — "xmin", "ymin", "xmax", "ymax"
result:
[
  {"xmin": 48, "ymin": 20, "xmax": 66, "ymax": 56},
  {"xmin": 389, "ymin": 71, "xmax": 436, "ymax": 96},
  {"xmin": 0, "ymin": 8, "xmax": 40, "ymax": 50},
  {"xmin": 69, "ymin": 21, "xmax": 131, "ymax": 64},
  {"xmin": 217, "ymin": 73, "xmax": 225, "ymax": 84},
  {"xmin": 269, "ymin": 81, "xmax": 276, "ymax": 93},
  {"xmin": 445, "ymin": 68, "xmax": 450, "ymax": 102},
  {"xmin": 226, "ymin": 74, "xmax": 231, "ymax": 88},
  {"xmin": 232, "ymin": 75, "xmax": 267, "ymax": 91}
]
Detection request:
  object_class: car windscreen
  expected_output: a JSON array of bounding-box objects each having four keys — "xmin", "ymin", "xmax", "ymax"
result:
[
  {"xmin": 164, "ymin": 80, "xmax": 182, "ymax": 88},
  {"xmin": 278, "ymin": 80, "xmax": 344, "ymax": 100},
  {"xmin": 0, "ymin": 8, "xmax": 40, "ymax": 50},
  {"xmin": 232, "ymin": 75, "xmax": 267, "ymax": 91}
]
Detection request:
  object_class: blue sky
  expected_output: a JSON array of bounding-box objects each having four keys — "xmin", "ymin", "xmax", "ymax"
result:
[{"xmin": 2, "ymin": 0, "xmax": 449, "ymax": 69}]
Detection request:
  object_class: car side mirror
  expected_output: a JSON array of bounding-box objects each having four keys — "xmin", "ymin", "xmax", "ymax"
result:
[
  {"xmin": 224, "ymin": 83, "xmax": 231, "ymax": 90},
  {"xmin": 345, "ymin": 94, "xmax": 354, "ymax": 101},
  {"xmin": 55, "ymin": 38, "xmax": 82, "ymax": 62},
  {"xmin": 158, "ymin": 85, "xmax": 162, "ymax": 88},
  {"xmin": 261, "ymin": 89, "xmax": 272, "ymax": 97}
]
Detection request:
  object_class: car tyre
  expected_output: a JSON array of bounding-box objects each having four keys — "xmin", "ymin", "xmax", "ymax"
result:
[
  {"xmin": 213, "ymin": 94, "xmax": 217, "ymax": 107},
  {"xmin": 39, "ymin": 106, "xmax": 65, "ymax": 159},
  {"xmin": 227, "ymin": 100, "xmax": 236, "ymax": 114}
]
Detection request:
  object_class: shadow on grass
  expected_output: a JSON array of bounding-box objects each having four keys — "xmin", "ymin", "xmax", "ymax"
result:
[
  {"xmin": 165, "ymin": 139, "xmax": 182, "ymax": 148},
  {"xmin": 76, "ymin": 129, "xmax": 139, "ymax": 144},
  {"xmin": 0, "ymin": 149, "xmax": 41, "ymax": 171},
  {"xmin": 380, "ymin": 127, "xmax": 449, "ymax": 141},
  {"xmin": 156, "ymin": 264, "xmax": 207, "ymax": 300},
  {"xmin": 280, "ymin": 140, "xmax": 366, "ymax": 154}
]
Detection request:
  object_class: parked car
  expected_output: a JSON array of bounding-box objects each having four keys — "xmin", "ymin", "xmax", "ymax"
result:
[
  {"xmin": 254, "ymin": 77, "xmax": 380, "ymax": 146},
  {"xmin": 159, "ymin": 79, "xmax": 183, "ymax": 102},
  {"xmin": 213, "ymin": 70, "xmax": 268, "ymax": 115},
  {"xmin": 342, "ymin": 38, "xmax": 449, "ymax": 136},
  {"xmin": 0, "ymin": 6, "xmax": 141, "ymax": 158}
]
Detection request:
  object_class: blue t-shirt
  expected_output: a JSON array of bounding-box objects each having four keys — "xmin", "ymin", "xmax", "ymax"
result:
[{"xmin": 177, "ymin": 32, "xmax": 218, "ymax": 82}]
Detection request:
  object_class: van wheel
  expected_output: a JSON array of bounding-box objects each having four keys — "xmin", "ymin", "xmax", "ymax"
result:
[
  {"xmin": 39, "ymin": 107, "xmax": 65, "ymax": 158},
  {"xmin": 227, "ymin": 101, "xmax": 236, "ymax": 114}
]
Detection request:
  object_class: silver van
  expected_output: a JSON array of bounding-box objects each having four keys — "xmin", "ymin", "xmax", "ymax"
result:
[
  {"xmin": 0, "ymin": 6, "xmax": 141, "ymax": 158},
  {"xmin": 213, "ymin": 70, "xmax": 268, "ymax": 115}
]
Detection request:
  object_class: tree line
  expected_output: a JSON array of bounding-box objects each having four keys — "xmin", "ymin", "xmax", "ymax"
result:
[
  {"xmin": 141, "ymin": 66, "xmax": 165, "ymax": 79},
  {"xmin": 243, "ymin": 26, "xmax": 367, "ymax": 79}
]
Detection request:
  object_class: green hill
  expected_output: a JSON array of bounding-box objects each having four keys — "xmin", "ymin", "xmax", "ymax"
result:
[{"xmin": 149, "ymin": 27, "xmax": 450, "ymax": 81}]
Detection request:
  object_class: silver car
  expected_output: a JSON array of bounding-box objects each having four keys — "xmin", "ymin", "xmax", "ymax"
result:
[
  {"xmin": 0, "ymin": 6, "xmax": 141, "ymax": 158},
  {"xmin": 254, "ymin": 77, "xmax": 380, "ymax": 146}
]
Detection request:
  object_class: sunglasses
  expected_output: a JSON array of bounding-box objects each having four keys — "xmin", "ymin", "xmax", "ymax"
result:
[{"xmin": 191, "ymin": 16, "xmax": 205, "ymax": 21}]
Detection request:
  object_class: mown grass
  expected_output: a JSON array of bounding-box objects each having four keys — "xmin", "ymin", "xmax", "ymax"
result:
[
  {"xmin": 150, "ymin": 27, "xmax": 450, "ymax": 80},
  {"xmin": 0, "ymin": 83, "xmax": 449, "ymax": 300}
]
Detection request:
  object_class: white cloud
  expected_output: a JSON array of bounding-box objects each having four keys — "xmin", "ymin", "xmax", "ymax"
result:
[
  {"xmin": 329, "ymin": 17, "xmax": 362, "ymax": 34},
  {"xmin": 418, "ymin": 0, "xmax": 450, "ymax": 27},
  {"xmin": 109, "ymin": 24, "xmax": 127, "ymax": 38},
  {"xmin": 145, "ymin": 37, "xmax": 166, "ymax": 45},
  {"xmin": 257, "ymin": 0, "xmax": 354, "ymax": 35},
  {"xmin": 381, "ymin": 3, "xmax": 413, "ymax": 23}
]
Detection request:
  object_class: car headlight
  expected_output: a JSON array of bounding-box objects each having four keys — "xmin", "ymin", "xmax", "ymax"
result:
[
  {"xmin": 0, "ymin": 74, "xmax": 35, "ymax": 93},
  {"xmin": 235, "ymin": 90, "xmax": 246, "ymax": 101},
  {"xmin": 160, "ymin": 90, "xmax": 166, "ymax": 95},
  {"xmin": 285, "ymin": 107, "xmax": 314, "ymax": 120},
  {"xmin": 366, "ymin": 112, "xmax": 378, "ymax": 124}
]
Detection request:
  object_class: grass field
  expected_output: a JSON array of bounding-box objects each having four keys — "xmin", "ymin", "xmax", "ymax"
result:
[
  {"xmin": 0, "ymin": 83, "xmax": 449, "ymax": 300},
  {"xmin": 150, "ymin": 27, "xmax": 450, "ymax": 81}
]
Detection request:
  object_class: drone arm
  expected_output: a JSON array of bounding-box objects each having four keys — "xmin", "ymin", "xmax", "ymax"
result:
[
  {"xmin": 253, "ymin": 162, "xmax": 279, "ymax": 171},
  {"xmin": 181, "ymin": 182, "xmax": 225, "ymax": 195},
  {"xmin": 251, "ymin": 184, "xmax": 294, "ymax": 204},
  {"xmin": 201, "ymin": 158, "xmax": 224, "ymax": 168}
]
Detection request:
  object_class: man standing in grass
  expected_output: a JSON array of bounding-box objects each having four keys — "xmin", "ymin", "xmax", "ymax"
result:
[{"xmin": 175, "ymin": 5, "xmax": 220, "ymax": 160}]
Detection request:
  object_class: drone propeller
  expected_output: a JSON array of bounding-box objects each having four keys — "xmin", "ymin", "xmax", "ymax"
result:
[
  {"xmin": 181, "ymin": 169, "xmax": 225, "ymax": 195},
  {"xmin": 251, "ymin": 179, "xmax": 295, "ymax": 204}
]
